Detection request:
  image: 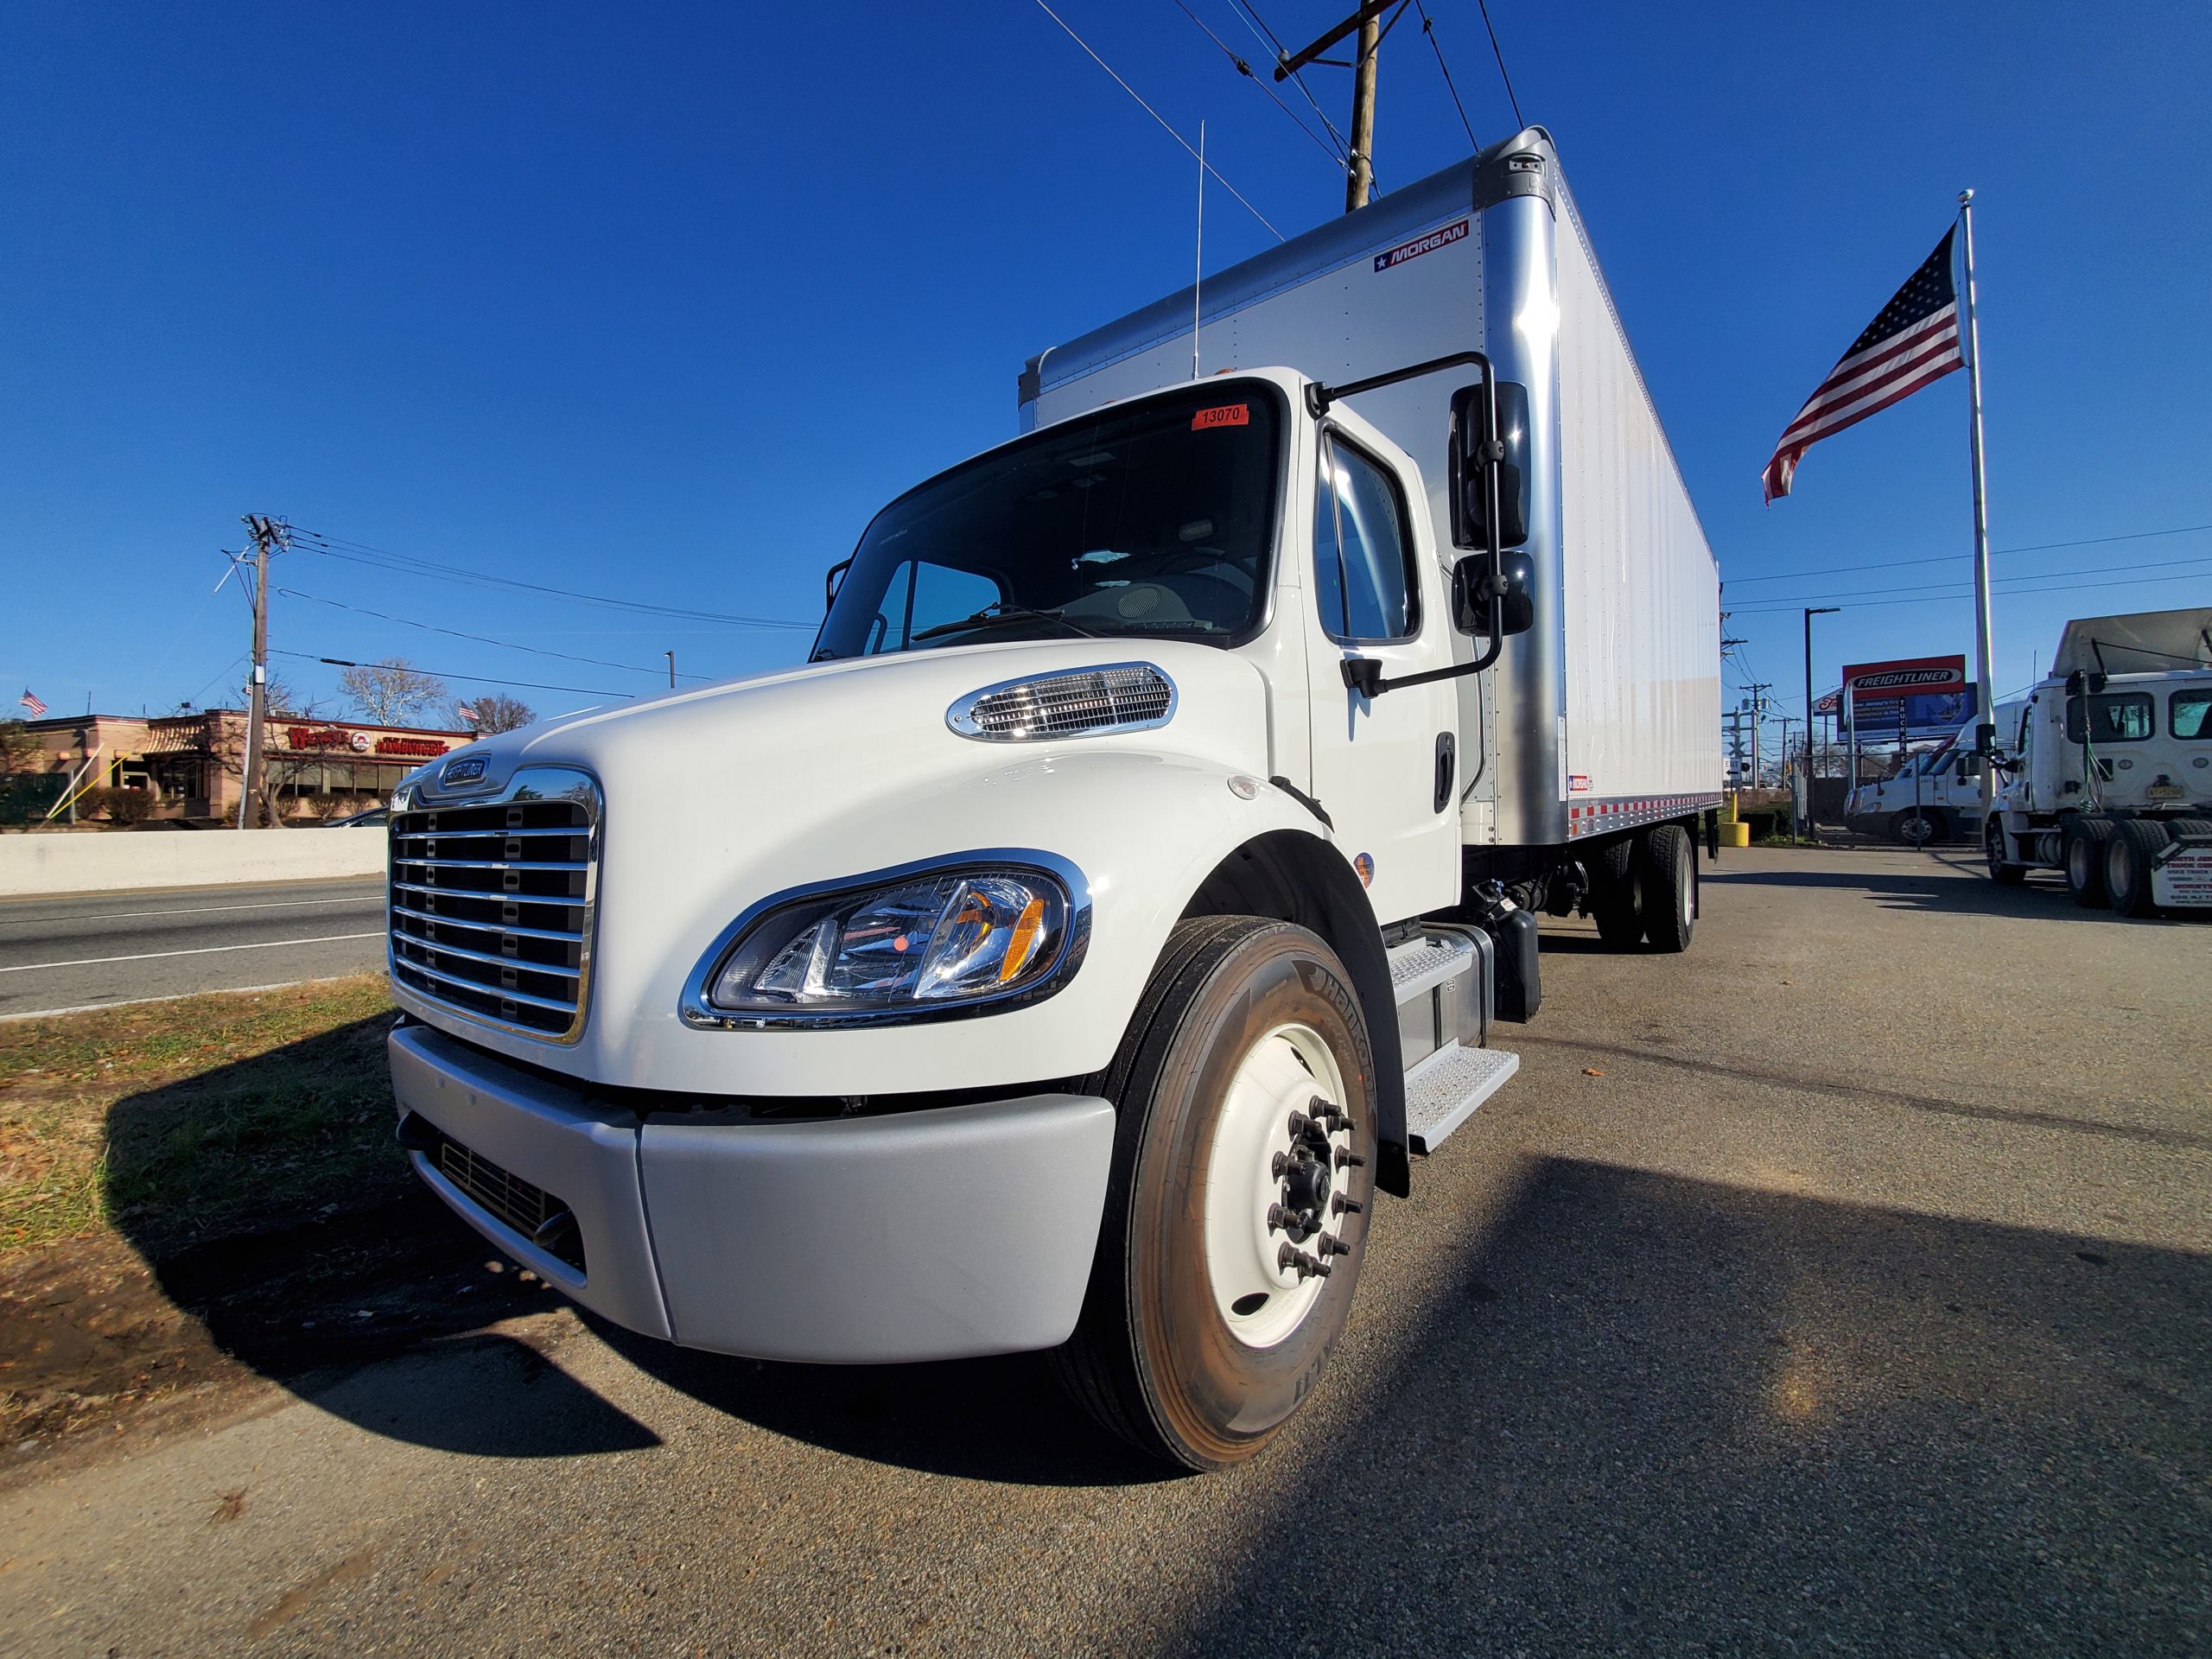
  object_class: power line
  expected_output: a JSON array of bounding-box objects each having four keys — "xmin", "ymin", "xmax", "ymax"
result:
[
  {"xmin": 1413, "ymin": 0, "xmax": 1478, "ymax": 149},
  {"xmin": 1227, "ymin": 1, "xmax": 1352, "ymax": 160},
  {"xmin": 275, "ymin": 588, "xmax": 712, "ymax": 681},
  {"xmin": 1729, "ymin": 551, "xmax": 2212, "ymax": 611},
  {"xmin": 1724, "ymin": 520, "xmax": 2212, "ymax": 588},
  {"xmin": 1476, "ymin": 0, "xmax": 1524, "ymax": 130},
  {"xmin": 273, "ymin": 649, "xmax": 634, "ymax": 700},
  {"xmin": 285, "ymin": 526, "xmax": 811, "ymax": 629},
  {"xmin": 1034, "ymin": 0, "xmax": 1287, "ymax": 241},
  {"xmin": 1728, "ymin": 563, "xmax": 2212, "ymax": 617},
  {"xmin": 1167, "ymin": 0, "xmax": 1349, "ymax": 170}
]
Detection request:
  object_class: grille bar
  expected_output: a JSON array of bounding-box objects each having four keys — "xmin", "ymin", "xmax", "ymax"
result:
[
  {"xmin": 388, "ymin": 768, "xmax": 599, "ymax": 1041},
  {"xmin": 415, "ymin": 1121, "xmax": 586, "ymax": 1273},
  {"xmin": 947, "ymin": 663, "xmax": 1178, "ymax": 741}
]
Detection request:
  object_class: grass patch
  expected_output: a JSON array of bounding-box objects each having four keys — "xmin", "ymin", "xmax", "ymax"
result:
[{"xmin": 0, "ymin": 976, "xmax": 402, "ymax": 1260}]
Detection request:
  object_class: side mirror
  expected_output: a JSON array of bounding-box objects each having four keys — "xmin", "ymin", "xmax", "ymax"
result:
[
  {"xmin": 824, "ymin": 556, "xmax": 853, "ymax": 614},
  {"xmin": 1452, "ymin": 548, "xmax": 1535, "ymax": 637},
  {"xmin": 1448, "ymin": 380, "xmax": 1530, "ymax": 551}
]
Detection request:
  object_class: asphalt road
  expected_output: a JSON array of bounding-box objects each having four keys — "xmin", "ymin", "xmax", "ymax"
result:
[
  {"xmin": 3, "ymin": 847, "xmax": 2207, "ymax": 1656},
  {"xmin": 0, "ymin": 878, "xmax": 387, "ymax": 1019}
]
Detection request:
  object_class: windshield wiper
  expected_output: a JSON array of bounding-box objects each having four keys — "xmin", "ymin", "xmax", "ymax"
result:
[{"xmin": 912, "ymin": 603, "xmax": 1102, "ymax": 643}]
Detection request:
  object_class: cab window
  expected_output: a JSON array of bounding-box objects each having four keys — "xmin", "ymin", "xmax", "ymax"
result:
[
  {"xmin": 1313, "ymin": 435, "xmax": 1418, "ymax": 643},
  {"xmin": 2171, "ymin": 690, "xmax": 2212, "ymax": 741},
  {"xmin": 2065, "ymin": 692, "xmax": 2154, "ymax": 743}
]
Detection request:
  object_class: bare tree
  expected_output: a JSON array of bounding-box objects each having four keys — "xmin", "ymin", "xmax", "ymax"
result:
[
  {"xmin": 338, "ymin": 658, "xmax": 448, "ymax": 725},
  {"xmin": 454, "ymin": 693, "xmax": 536, "ymax": 735},
  {"xmin": 0, "ymin": 721, "xmax": 41, "ymax": 777}
]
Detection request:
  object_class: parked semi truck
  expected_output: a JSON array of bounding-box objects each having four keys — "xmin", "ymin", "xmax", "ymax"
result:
[
  {"xmin": 1845, "ymin": 706, "xmax": 2021, "ymax": 844},
  {"xmin": 381, "ymin": 127, "xmax": 1722, "ymax": 1469},
  {"xmin": 1985, "ymin": 607, "xmax": 2212, "ymax": 913}
]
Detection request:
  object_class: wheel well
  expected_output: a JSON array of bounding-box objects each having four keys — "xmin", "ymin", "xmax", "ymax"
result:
[{"xmin": 1181, "ymin": 830, "xmax": 1410, "ymax": 1197}]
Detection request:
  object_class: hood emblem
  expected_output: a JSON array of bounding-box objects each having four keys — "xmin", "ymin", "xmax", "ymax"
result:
[{"xmin": 441, "ymin": 756, "xmax": 489, "ymax": 787}]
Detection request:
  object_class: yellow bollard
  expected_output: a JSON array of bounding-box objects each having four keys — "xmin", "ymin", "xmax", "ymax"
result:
[{"xmin": 1721, "ymin": 820, "xmax": 1751, "ymax": 848}]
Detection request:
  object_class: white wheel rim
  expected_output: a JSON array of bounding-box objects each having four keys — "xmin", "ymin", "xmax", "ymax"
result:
[{"xmin": 1202, "ymin": 1021, "xmax": 1352, "ymax": 1350}]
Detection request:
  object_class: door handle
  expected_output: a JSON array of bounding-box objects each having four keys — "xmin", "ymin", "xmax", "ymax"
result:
[{"xmin": 1433, "ymin": 733, "xmax": 1456, "ymax": 813}]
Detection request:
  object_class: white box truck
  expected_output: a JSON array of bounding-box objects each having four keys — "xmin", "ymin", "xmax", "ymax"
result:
[
  {"xmin": 1985, "ymin": 607, "xmax": 2212, "ymax": 912},
  {"xmin": 382, "ymin": 127, "xmax": 1722, "ymax": 1468}
]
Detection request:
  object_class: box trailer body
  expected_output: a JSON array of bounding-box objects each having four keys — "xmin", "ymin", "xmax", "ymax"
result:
[
  {"xmin": 380, "ymin": 127, "xmax": 1726, "ymax": 1469},
  {"xmin": 1021, "ymin": 136, "xmax": 1722, "ymax": 859},
  {"xmin": 1986, "ymin": 607, "xmax": 2212, "ymax": 911}
]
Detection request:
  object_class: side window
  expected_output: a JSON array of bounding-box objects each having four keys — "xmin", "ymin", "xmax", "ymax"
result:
[
  {"xmin": 2065, "ymin": 691, "xmax": 2154, "ymax": 743},
  {"xmin": 2171, "ymin": 690, "xmax": 2212, "ymax": 741},
  {"xmin": 876, "ymin": 562, "xmax": 1003, "ymax": 653},
  {"xmin": 1312, "ymin": 435, "xmax": 1418, "ymax": 642}
]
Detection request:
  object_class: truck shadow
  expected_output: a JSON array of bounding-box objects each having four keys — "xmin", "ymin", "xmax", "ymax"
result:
[
  {"xmin": 72, "ymin": 1019, "xmax": 663, "ymax": 1459},
  {"xmin": 1157, "ymin": 1156, "xmax": 2212, "ymax": 1654},
  {"xmin": 1703, "ymin": 862, "xmax": 2205, "ymax": 924}
]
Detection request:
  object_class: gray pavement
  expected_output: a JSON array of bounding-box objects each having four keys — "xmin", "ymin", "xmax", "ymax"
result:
[
  {"xmin": 0, "ymin": 878, "xmax": 386, "ymax": 1019},
  {"xmin": 2, "ymin": 846, "xmax": 2206, "ymax": 1656}
]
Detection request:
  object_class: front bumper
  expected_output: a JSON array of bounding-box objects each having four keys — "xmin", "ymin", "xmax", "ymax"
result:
[{"xmin": 389, "ymin": 1023, "xmax": 1115, "ymax": 1363}]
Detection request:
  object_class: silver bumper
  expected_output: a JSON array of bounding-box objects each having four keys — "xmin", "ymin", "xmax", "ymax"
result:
[{"xmin": 388, "ymin": 1024, "xmax": 1116, "ymax": 1363}]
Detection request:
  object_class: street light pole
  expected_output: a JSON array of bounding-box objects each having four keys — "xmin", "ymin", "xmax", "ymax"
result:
[{"xmin": 1802, "ymin": 607, "xmax": 1840, "ymax": 840}]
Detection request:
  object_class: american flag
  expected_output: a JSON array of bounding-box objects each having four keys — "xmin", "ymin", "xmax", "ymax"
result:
[
  {"xmin": 1763, "ymin": 227, "xmax": 1963, "ymax": 502},
  {"xmin": 456, "ymin": 702, "xmax": 480, "ymax": 727},
  {"xmin": 18, "ymin": 688, "xmax": 46, "ymax": 718}
]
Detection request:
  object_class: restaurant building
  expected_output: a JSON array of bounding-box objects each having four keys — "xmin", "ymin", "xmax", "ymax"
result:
[{"xmin": 16, "ymin": 708, "xmax": 470, "ymax": 823}]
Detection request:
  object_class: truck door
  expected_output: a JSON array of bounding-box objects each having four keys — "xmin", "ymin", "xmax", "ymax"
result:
[{"xmin": 1301, "ymin": 428, "xmax": 1459, "ymax": 924}]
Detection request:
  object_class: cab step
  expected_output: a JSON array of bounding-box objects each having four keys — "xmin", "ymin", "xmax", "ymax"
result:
[{"xmin": 1404, "ymin": 1041, "xmax": 1519, "ymax": 1155}]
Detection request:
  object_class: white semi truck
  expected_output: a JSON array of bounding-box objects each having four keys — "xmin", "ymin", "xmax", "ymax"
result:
[
  {"xmin": 1844, "ymin": 707, "xmax": 2023, "ymax": 845},
  {"xmin": 1985, "ymin": 607, "xmax": 2212, "ymax": 913},
  {"xmin": 382, "ymin": 128, "xmax": 1721, "ymax": 1469}
]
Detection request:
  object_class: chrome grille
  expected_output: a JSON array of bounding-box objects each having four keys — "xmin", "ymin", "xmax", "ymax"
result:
[
  {"xmin": 947, "ymin": 663, "xmax": 1177, "ymax": 741},
  {"xmin": 419, "ymin": 1120, "xmax": 586, "ymax": 1273},
  {"xmin": 387, "ymin": 768, "xmax": 600, "ymax": 1041}
]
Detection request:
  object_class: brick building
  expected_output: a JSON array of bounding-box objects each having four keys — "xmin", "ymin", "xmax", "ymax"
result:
[{"xmin": 16, "ymin": 709, "xmax": 470, "ymax": 823}]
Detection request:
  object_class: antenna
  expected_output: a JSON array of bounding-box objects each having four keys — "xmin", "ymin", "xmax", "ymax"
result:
[{"xmin": 1192, "ymin": 118, "xmax": 1205, "ymax": 379}]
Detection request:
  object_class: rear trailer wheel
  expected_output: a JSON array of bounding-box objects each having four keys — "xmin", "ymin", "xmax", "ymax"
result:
[
  {"xmin": 1588, "ymin": 838, "xmax": 1644, "ymax": 950},
  {"xmin": 2105, "ymin": 818, "xmax": 2171, "ymax": 918},
  {"xmin": 1986, "ymin": 817, "xmax": 2028, "ymax": 885},
  {"xmin": 1639, "ymin": 824, "xmax": 1695, "ymax": 952},
  {"xmin": 2063, "ymin": 818, "xmax": 2113, "ymax": 907},
  {"xmin": 1053, "ymin": 916, "xmax": 1378, "ymax": 1471}
]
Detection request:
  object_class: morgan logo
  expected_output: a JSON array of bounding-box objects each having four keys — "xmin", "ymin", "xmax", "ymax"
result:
[
  {"xmin": 441, "ymin": 756, "xmax": 488, "ymax": 787},
  {"xmin": 1373, "ymin": 218, "xmax": 1468, "ymax": 273}
]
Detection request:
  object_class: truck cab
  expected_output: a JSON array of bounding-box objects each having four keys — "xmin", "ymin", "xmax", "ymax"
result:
[
  {"xmin": 1845, "ymin": 708, "xmax": 2018, "ymax": 845},
  {"xmin": 1985, "ymin": 607, "xmax": 2212, "ymax": 912}
]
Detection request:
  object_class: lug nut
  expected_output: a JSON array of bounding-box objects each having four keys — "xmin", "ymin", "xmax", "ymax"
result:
[
  {"xmin": 1271, "ymin": 1150, "xmax": 1288, "ymax": 1179},
  {"xmin": 1332, "ymin": 1195, "xmax": 1363, "ymax": 1217},
  {"xmin": 1267, "ymin": 1203, "xmax": 1286, "ymax": 1231},
  {"xmin": 1335, "ymin": 1148, "xmax": 1366, "ymax": 1171},
  {"xmin": 1319, "ymin": 1232, "xmax": 1353, "ymax": 1258},
  {"xmin": 1287, "ymin": 1110, "xmax": 1310, "ymax": 1138}
]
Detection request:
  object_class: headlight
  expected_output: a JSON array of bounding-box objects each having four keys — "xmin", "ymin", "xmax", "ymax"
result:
[{"xmin": 697, "ymin": 862, "xmax": 1081, "ymax": 1021}]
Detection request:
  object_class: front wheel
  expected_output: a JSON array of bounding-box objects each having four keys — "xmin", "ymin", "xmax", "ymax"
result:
[
  {"xmin": 1054, "ymin": 916, "xmax": 1379, "ymax": 1471},
  {"xmin": 1985, "ymin": 817, "xmax": 2027, "ymax": 885},
  {"xmin": 1891, "ymin": 807, "xmax": 1947, "ymax": 846}
]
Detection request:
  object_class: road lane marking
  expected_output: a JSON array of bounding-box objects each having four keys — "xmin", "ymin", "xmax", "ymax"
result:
[
  {"xmin": 0, "ymin": 975, "xmax": 367, "ymax": 1022},
  {"xmin": 0, "ymin": 894, "xmax": 379, "ymax": 925},
  {"xmin": 0, "ymin": 932, "xmax": 385, "ymax": 974}
]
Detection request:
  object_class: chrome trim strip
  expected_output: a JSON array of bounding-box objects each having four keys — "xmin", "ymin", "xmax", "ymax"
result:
[
  {"xmin": 387, "ymin": 766, "xmax": 601, "ymax": 1045},
  {"xmin": 390, "ymin": 903, "xmax": 580, "ymax": 944},
  {"xmin": 390, "ymin": 855, "xmax": 590, "ymax": 872},
  {"xmin": 677, "ymin": 849, "xmax": 1093, "ymax": 1032},
  {"xmin": 393, "ymin": 935, "xmax": 582, "ymax": 977},
  {"xmin": 945, "ymin": 662, "xmax": 1177, "ymax": 742},
  {"xmin": 392, "ymin": 880, "xmax": 586, "ymax": 907},
  {"xmin": 391, "ymin": 826, "xmax": 586, "ymax": 841},
  {"xmin": 391, "ymin": 959, "xmax": 581, "ymax": 1014}
]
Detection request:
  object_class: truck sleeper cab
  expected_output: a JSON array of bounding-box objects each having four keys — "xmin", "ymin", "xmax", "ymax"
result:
[{"xmin": 387, "ymin": 128, "xmax": 1722, "ymax": 1470}]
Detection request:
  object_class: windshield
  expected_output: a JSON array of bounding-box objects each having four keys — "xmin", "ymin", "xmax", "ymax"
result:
[{"xmin": 813, "ymin": 383, "xmax": 1284, "ymax": 659}]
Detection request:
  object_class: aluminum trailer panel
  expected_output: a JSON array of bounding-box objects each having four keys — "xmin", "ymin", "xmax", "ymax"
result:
[{"xmin": 1022, "ymin": 127, "xmax": 1720, "ymax": 851}]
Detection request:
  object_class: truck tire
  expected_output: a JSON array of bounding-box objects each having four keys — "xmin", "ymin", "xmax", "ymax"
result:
[
  {"xmin": 2104, "ymin": 818, "xmax": 2171, "ymax": 918},
  {"xmin": 1891, "ymin": 807, "xmax": 1947, "ymax": 846},
  {"xmin": 1985, "ymin": 817, "xmax": 2027, "ymax": 885},
  {"xmin": 1587, "ymin": 838, "xmax": 1644, "ymax": 950},
  {"xmin": 2063, "ymin": 817, "xmax": 2113, "ymax": 907},
  {"xmin": 1639, "ymin": 824, "xmax": 1695, "ymax": 952},
  {"xmin": 1053, "ymin": 915, "xmax": 1378, "ymax": 1471}
]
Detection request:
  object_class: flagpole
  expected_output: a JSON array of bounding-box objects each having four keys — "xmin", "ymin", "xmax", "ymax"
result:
[{"xmin": 1959, "ymin": 188, "xmax": 1997, "ymax": 816}]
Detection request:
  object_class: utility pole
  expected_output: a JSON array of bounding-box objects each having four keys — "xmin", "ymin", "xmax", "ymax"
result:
[
  {"xmin": 1274, "ymin": 1, "xmax": 1394, "ymax": 213},
  {"xmin": 666, "ymin": 650, "xmax": 677, "ymax": 689},
  {"xmin": 238, "ymin": 516, "xmax": 287, "ymax": 830},
  {"xmin": 1744, "ymin": 683, "xmax": 1772, "ymax": 788}
]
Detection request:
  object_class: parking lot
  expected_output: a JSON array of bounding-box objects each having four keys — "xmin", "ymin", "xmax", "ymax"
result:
[{"xmin": 2, "ymin": 843, "xmax": 2205, "ymax": 1656}]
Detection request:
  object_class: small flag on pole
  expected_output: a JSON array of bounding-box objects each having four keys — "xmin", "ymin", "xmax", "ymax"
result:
[
  {"xmin": 456, "ymin": 702, "xmax": 480, "ymax": 727},
  {"xmin": 19, "ymin": 689, "xmax": 47, "ymax": 718},
  {"xmin": 1763, "ymin": 228, "xmax": 1964, "ymax": 502}
]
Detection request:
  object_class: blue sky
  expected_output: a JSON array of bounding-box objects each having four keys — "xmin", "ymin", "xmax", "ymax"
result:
[{"xmin": 4, "ymin": 3, "xmax": 2208, "ymax": 747}]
